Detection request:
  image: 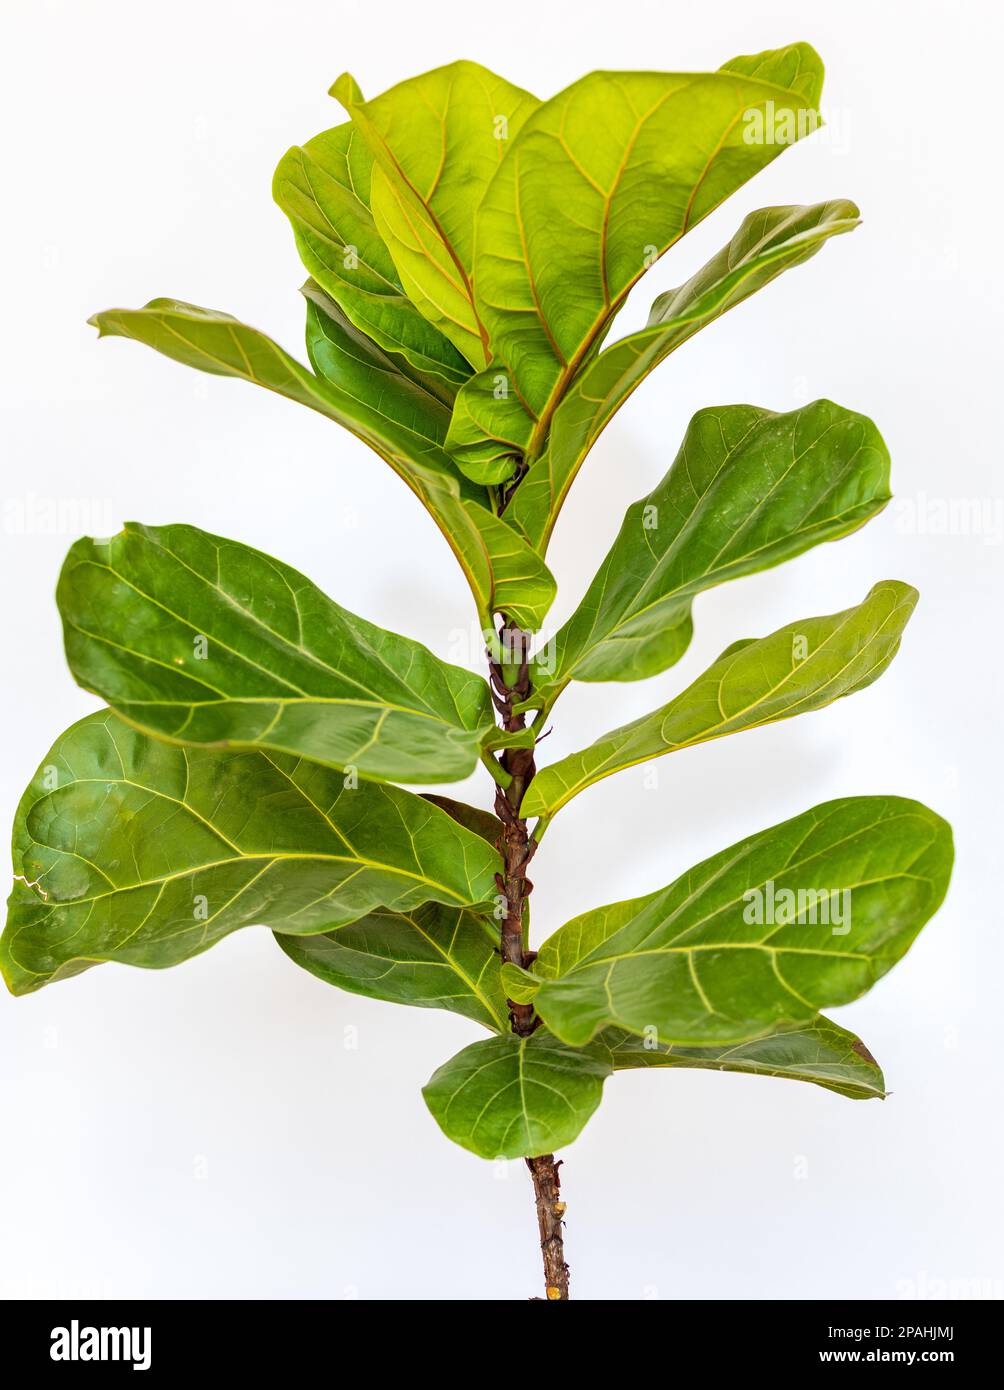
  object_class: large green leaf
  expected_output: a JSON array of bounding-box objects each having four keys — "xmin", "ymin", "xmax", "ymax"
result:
[
  {"xmin": 472, "ymin": 45, "xmax": 824, "ymax": 460},
  {"xmin": 602, "ymin": 1018, "xmax": 886, "ymax": 1100},
  {"xmin": 276, "ymin": 903, "xmax": 506, "ymax": 1032},
  {"xmin": 89, "ymin": 296, "xmax": 555, "ymax": 630},
  {"xmin": 514, "ymin": 796, "xmax": 952, "ymax": 1048},
  {"xmin": 273, "ymin": 119, "xmax": 471, "ymax": 390},
  {"xmin": 333, "ymin": 61, "xmax": 539, "ymax": 368},
  {"xmin": 1, "ymin": 712, "xmax": 501, "ymax": 995},
  {"xmin": 535, "ymin": 399, "xmax": 890, "ymax": 694},
  {"xmin": 508, "ymin": 201, "xmax": 861, "ymax": 550},
  {"xmin": 58, "ymin": 521, "xmax": 497, "ymax": 785},
  {"xmin": 422, "ymin": 1031, "xmax": 612, "ymax": 1159},
  {"xmin": 523, "ymin": 581, "xmax": 917, "ymax": 821}
]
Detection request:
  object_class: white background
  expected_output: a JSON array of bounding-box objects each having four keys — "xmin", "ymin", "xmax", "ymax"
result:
[{"xmin": 1, "ymin": 0, "xmax": 1000, "ymax": 1300}]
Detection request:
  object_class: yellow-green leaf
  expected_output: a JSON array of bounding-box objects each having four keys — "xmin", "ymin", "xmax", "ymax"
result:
[
  {"xmin": 333, "ymin": 61, "xmax": 539, "ymax": 368},
  {"xmin": 523, "ymin": 582, "xmax": 917, "ymax": 821},
  {"xmin": 508, "ymin": 201, "xmax": 860, "ymax": 550}
]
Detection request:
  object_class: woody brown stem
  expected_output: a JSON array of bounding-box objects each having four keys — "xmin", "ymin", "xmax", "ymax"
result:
[
  {"xmin": 526, "ymin": 1155, "xmax": 569, "ymax": 1300},
  {"xmin": 486, "ymin": 619, "xmax": 570, "ymax": 1300}
]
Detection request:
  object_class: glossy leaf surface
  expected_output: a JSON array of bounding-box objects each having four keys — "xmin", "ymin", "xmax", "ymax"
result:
[
  {"xmin": 422, "ymin": 1031, "xmax": 612, "ymax": 1158},
  {"xmin": 523, "ymin": 582, "xmax": 917, "ymax": 820},
  {"xmin": 472, "ymin": 46, "xmax": 824, "ymax": 457},
  {"xmin": 59, "ymin": 522, "xmax": 495, "ymax": 785},
  {"xmin": 276, "ymin": 903, "xmax": 506, "ymax": 1031},
  {"xmin": 602, "ymin": 1018, "xmax": 886, "ymax": 1100},
  {"xmin": 508, "ymin": 202, "xmax": 861, "ymax": 550},
  {"xmin": 536, "ymin": 398, "xmax": 891, "ymax": 692},
  {"xmin": 334, "ymin": 62, "xmax": 538, "ymax": 367},
  {"xmin": 1, "ymin": 713, "xmax": 500, "ymax": 994},
  {"xmin": 273, "ymin": 119, "xmax": 471, "ymax": 388},
  {"xmin": 524, "ymin": 797, "xmax": 952, "ymax": 1047},
  {"xmin": 89, "ymin": 296, "xmax": 555, "ymax": 630}
]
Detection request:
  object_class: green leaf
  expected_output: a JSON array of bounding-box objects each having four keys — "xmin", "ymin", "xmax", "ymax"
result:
[
  {"xmin": 333, "ymin": 62, "xmax": 539, "ymax": 368},
  {"xmin": 499, "ymin": 960, "xmax": 540, "ymax": 1004},
  {"xmin": 1, "ymin": 711, "xmax": 501, "ymax": 995},
  {"xmin": 523, "ymin": 581, "xmax": 917, "ymax": 821},
  {"xmin": 472, "ymin": 45, "xmax": 824, "ymax": 461},
  {"xmin": 88, "ymin": 296, "xmax": 460, "ymax": 483},
  {"xmin": 445, "ymin": 365, "xmax": 536, "ymax": 485},
  {"xmin": 535, "ymin": 398, "xmax": 891, "ymax": 694},
  {"xmin": 422, "ymin": 1031, "xmax": 612, "ymax": 1159},
  {"xmin": 58, "ymin": 521, "xmax": 498, "ymax": 785},
  {"xmin": 88, "ymin": 296, "xmax": 555, "ymax": 631},
  {"xmin": 276, "ymin": 902, "xmax": 506, "ymax": 1031},
  {"xmin": 302, "ymin": 279, "xmax": 462, "ymax": 415},
  {"xmin": 273, "ymin": 119, "xmax": 471, "ymax": 390},
  {"xmin": 602, "ymin": 1018, "xmax": 886, "ymax": 1101},
  {"xmin": 526, "ymin": 796, "xmax": 952, "ymax": 1048},
  {"xmin": 420, "ymin": 793, "xmax": 501, "ymax": 845},
  {"xmin": 300, "ymin": 283, "xmax": 556, "ymax": 627},
  {"xmin": 508, "ymin": 202, "xmax": 861, "ymax": 551}
]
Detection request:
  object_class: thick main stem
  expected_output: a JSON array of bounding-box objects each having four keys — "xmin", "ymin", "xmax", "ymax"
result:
[
  {"xmin": 487, "ymin": 621, "xmax": 570, "ymax": 1300},
  {"xmin": 526, "ymin": 1156, "xmax": 569, "ymax": 1299}
]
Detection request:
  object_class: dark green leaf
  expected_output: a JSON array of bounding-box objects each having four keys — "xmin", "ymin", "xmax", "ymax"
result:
[
  {"xmin": 523, "ymin": 797, "xmax": 952, "ymax": 1047},
  {"xmin": 535, "ymin": 398, "xmax": 890, "ymax": 693},
  {"xmin": 276, "ymin": 902, "xmax": 506, "ymax": 1031},
  {"xmin": 602, "ymin": 1018, "xmax": 886, "ymax": 1100},
  {"xmin": 1, "ymin": 712, "xmax": 501, "ymax": 995},
  {"xmin": 420, "ymin": 794, "xmax": 501, "ymax": 845},
  {"xmin": 523, "ymin": 582, "xmax": 917, "ymax": 821},
  {"xmin": 302, "ymin": 280, "xmax": 461, "ymax": 416},
  {"xmin": 422, "ymin": 1031, "xmax": 612, "ymax": 1159},
  {"xmin": 59, "ymin": 521, "xmax": 497, "ymax": 785}
]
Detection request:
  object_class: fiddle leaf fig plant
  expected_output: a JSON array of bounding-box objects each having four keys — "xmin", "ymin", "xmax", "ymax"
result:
[{"xmin": 3, "ymin": 45, "xmax": 954, "ymax": 1301}]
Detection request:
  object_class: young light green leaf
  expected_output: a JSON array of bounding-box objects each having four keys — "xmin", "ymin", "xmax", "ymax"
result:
[
  {"xmin": 602, "ymin": 1018, "xmax": 886, "ymax": 1101},
  {"xmin": 58, "ymin": 522, "xmax": 498, "ymax": 785},
  {"xmin": 89, "ymin": 296, "xmax": 555, "ymax": 631},
  {"xmin": 508, "ymin": 202, "xmax": 861, "ymax": 551},
  {"xmin": 499, "ymin": 960, "xmax": 540, "ymax": 1004},
  {"xmin": 535, "ymin": 398, "xmax": 891, "ymax": 694},
  {"xmin": 273, "ymin": 120, "xmax": 471, "ymax": 389},
  {"xmin": 422, "ymin": 1031, "xmax": 612, "ymax": 1159},
  {"xmin": 276, "ymin": 902, "xmax": 507, "ymax": 1032},
  {"xmin": 1, "ymin": 712, "xmax": 501, "ymax": 995},
  {"xmin": 333, "ymin": 62, "xmax": 539, "ymax": 368},
  {"xmin": 445, "ymin": 365, "xmax": 536, "ymax": 485},
  {"xmin": 527, "ymin": 796, "xmax": 952, "ymax": 1048},
  {"xmin": 472, "ymin": 46, "xmax": 824, "ymax": 459},
  {"xmin": 523, "ymin": 581, "xmax": 917, "ymax": 821}
]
